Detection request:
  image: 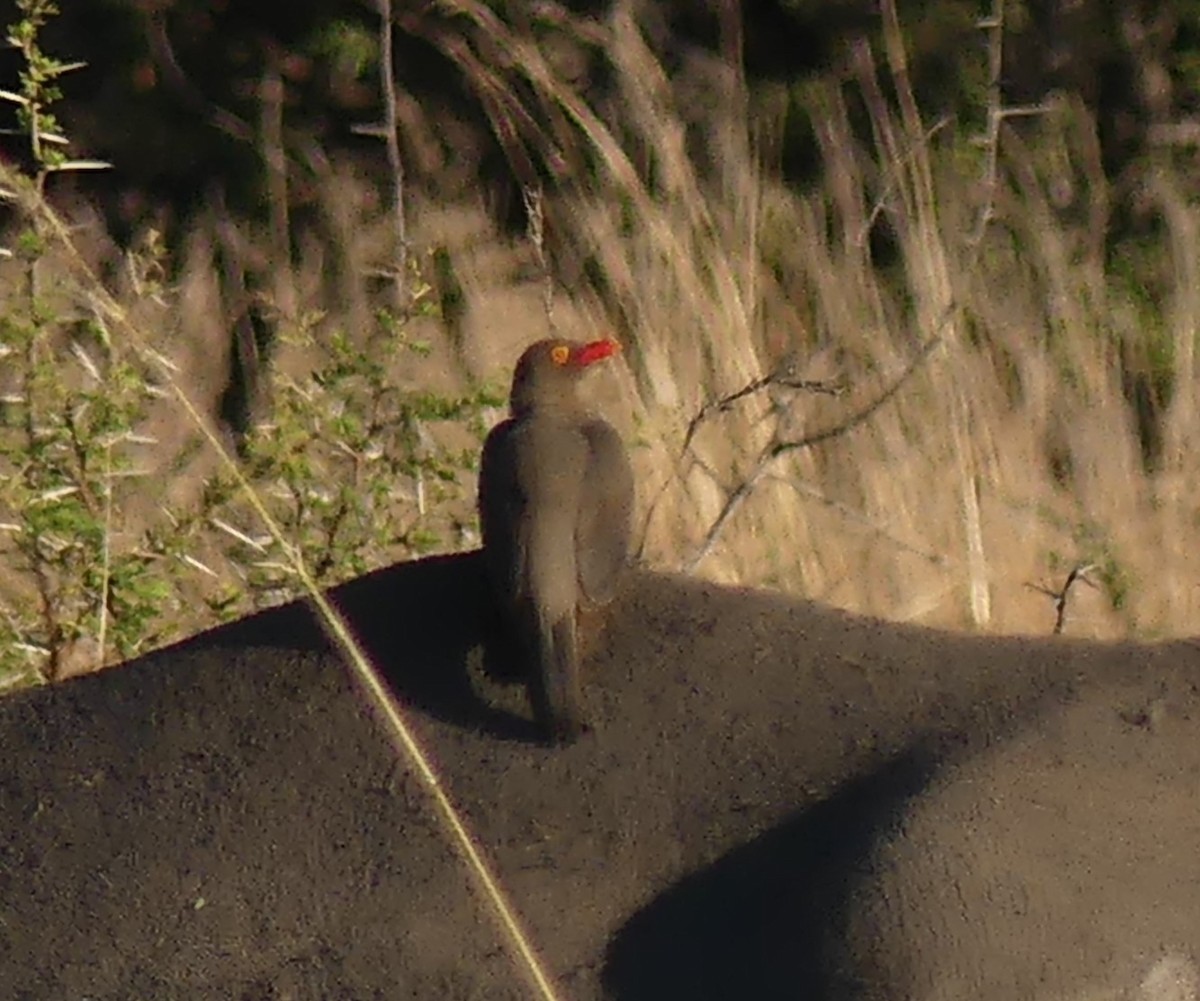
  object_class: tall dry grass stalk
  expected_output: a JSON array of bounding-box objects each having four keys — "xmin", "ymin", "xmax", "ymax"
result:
[
  {"xmin": 10, "ymin": 3, "xmax": 1197, "ymax": 642},
  {"xmin": 420, "ymin": 1, "xmax": 1198, "ymax": 638}
]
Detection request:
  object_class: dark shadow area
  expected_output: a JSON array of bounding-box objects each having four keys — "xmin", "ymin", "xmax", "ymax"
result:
[
  {"xmin": 1, "ymin": 557, "xmax": 1197, "ymax": 998},
  {"xmin": 197, "ymin": 548, "xmax": 541, "ymax": 743},
  {"xmin": 603, "ymin": 751, "xmax": 936, "ymax": 1001},
  {"xmin": 197, "ymin": 549, "xmax": 486, "ymax": 656}
]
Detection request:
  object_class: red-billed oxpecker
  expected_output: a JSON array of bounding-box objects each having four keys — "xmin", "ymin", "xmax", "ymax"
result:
[{"xmin": 478, "ymin": 338, "xmax": 634, "ymax": 743}]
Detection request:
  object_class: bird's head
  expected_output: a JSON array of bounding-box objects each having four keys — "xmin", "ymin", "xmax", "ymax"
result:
[{"xmin": 508, "ymin": 338, "xmax": 622, "ymax": 417}]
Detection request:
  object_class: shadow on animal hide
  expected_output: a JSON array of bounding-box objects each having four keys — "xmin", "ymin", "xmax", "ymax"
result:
[
  {"xmin": 603, "ymin": 751, "xmax": 938, "ymax": 1001},
  {"xmin": 0, "ymin": 552, "xmax": 1197, "ymax": 999}
]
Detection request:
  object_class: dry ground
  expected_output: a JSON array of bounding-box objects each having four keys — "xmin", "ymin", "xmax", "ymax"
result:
[{"xmin": 1, "ymin": 552, "xmax": 1197, "ymax": 999}]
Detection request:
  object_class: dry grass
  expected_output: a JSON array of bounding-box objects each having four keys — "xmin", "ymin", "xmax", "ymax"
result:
[
  {"xmin": 6, "ymin": 2, "xmax": 1199, "ymax": 653},
  {"xmin": 413, "ymin": 1, "xmax": 1199, "ymax": 640}
]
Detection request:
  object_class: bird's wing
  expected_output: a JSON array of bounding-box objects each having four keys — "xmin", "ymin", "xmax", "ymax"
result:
[
  {"xmin": 481, "ymin": 417, "xmax": 587, "ymax": 612},
  {"xmin": 575, "ymin": 418, "xmax": 634, "ymax": 606},
  {"xmin": 480, "ymin": 417, "xmax": 589, "ymax": 742},
  {"xmin": 478, "ymin": 419, "xmax": 525, "ymax": 601}
]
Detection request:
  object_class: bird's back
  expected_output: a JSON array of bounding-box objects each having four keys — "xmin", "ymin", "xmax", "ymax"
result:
[{"xmin": 479, "ymin": 413, "xmax": 589, "ymax": 621}]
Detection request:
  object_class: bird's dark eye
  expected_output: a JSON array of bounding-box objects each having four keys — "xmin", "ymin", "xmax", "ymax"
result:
[{"xmin": 550, "ymin": 345, "xmax": 570, "ymax": 367}]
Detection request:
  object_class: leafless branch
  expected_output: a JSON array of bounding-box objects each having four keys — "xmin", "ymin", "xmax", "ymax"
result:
[
  {"xmin": 767, "ymin": 473, "xmax": 949, "ymax": 567},
  {"xmin": 859, "ymin": 115, "xmax": 954, "ymax": 246},
  {"xmin": 770, "ymin": 334, "xmax": 942, "ymax": 457},
  {"xmin": 683, "ymin": 456, "xmax": 772, "ymax": 573},
  {"xmin": 679, "ymin": 306, "xmax": 949, "ymax": 571},
  {"xmin": 968, "ymin": 0, "xmax": 1005, "ymax": 244},
  {"xmin": 144, "ymin": 14, "xmax": 255, "ymax": 146},
  {"xmin": 1027, "ymin": 563, "xmax": 1097, "ymax": 635},
  {"xmin": 523, "ymin": 185, "xmax": 554, "ymax": 326},
  {"xmin": 968, "ymin": 0, "xmax": 1057, "ymax": 245},
  {"xmin": 378, "ymin": 0, "xmax": 409, "ymax": 310},
  {"xmin": 681, "ymin": 362, "xmax": 844, "ymax": 456}
]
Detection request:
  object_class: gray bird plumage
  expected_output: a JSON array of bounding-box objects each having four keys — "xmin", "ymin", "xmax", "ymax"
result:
[{"xmin": 478, "ymin": 338, "xmax": 634, "ymax": 742}]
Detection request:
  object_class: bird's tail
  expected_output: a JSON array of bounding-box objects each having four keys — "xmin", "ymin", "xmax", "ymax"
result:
[{"xmin": 529, "ymin": 610, "xmax": 584, "ymax": 744}]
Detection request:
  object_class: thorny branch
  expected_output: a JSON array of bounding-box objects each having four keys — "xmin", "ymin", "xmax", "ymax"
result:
[
  {"xmin": 683, "ymin": 462, "xmax": 770, "ymax": 573},
  {"xmin": 764, "ymin": 332, "xmax": 942, "ymax": 458}
]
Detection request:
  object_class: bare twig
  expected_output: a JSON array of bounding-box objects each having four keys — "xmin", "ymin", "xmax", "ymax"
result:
[
  {"xmin": 260, "ymin": 55, "xmax": 296, "ymax": 322},
  {"xmin": 681, "ymin": 364, "xmax": 844, "ymax": 456},
  {"xmin": 766, "ymin": 332, "xmax": 943, "ymax": 457},
  {"xmin": 683, "ymin": 457, "xmax": 771, "ymax": 573},
  {"xmin": 680, "ymin": 321, "xmax": 947, "ymax": 571},
  {"xmin": 378, "ymin": 0, "xmax": 408, "ymax": 309},
  {"xmin": 1027, "ymin": 563, "xmax": 1097, "ymax": 635},
  {"xmin": 859, "ymin": 114, "xmax": 954, "ymax": 246},
  {"xmin": 767, "ymin": 473, "xmax": 950, "ymax": 567},
  {"xmin": 679, "ymin": 4, "xmax": 974, "ymax": 573},
  {"xmin": 968, "ymin": 0, "xmax": 1058, "ymax": 244},
  {"xmin": 684, "ymin": 459, "xmax": 949, "ymax": 575},
  {"xmin": 144, "ymin": 15, "xmax": 255, "ymax": 146},
  {"xmin": 523, "ymin": 184, "xmax": 554, "ymax": 326},
  {"xmin": 969, "ymin": 0, "xmax": 1006, "ymax": 243}
]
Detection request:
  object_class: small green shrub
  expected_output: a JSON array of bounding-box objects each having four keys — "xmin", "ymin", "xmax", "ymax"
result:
[{"xmin": 0, "ymin": 4, "xmax": 501, "ymax": 689}]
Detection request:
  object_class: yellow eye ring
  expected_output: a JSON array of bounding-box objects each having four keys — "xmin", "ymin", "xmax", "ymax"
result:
[{"xmin": 550, "ymin": 344, "xmax": 571, "ymax": 366}]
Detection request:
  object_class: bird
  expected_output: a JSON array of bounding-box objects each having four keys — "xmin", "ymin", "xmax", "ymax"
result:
[{"xmin": 478, "ymin": 338, "xmax": 634, "ymax": 743}]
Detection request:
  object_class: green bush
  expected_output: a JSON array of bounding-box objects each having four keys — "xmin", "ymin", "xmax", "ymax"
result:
[{"xmin": 0, "ymin": 2, "xmax": 501, "ymax": 689}]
